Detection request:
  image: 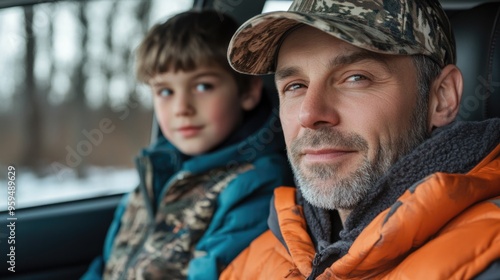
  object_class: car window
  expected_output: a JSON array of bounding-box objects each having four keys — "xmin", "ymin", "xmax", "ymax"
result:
[
  {"xmin": 0, "ymin": 0, "xmax": 194, "ymax": 210},
  {"xmin": 263, "ymin": 0, "xmax": 292, "ymax": 12}
]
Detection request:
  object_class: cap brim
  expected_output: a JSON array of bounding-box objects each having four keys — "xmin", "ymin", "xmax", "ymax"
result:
[{"xmin": 228, "ymin": 11, "xmax": 431, "ymax": 75}]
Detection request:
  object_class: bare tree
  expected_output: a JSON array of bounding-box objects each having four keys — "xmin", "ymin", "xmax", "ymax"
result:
[
  {"xmin": 128, "ymin": 0, "xmax": 152, "ymax": 104},
  {"xmin": 119, "ymin": 0, "xmax": 153, "ymax": 146},
  {"xmin": 19, "ymin": 6, "xmax": 43, "ymax": 172},
  {"xmin": 102, "ymin": 0, "xmax": 119, "ymax": 109},
  {"xmin": 41, "ymin": 5, "xmax": 56, "ymax": 103},
  {"xmin": 68, "ymin": 1, "xmax": 90, "ymax": 178}
]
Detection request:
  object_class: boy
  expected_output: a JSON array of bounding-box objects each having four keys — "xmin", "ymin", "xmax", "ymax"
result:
[{"xmin": 82, "ymin": 9, "xmax": 293, "ymax": 280}]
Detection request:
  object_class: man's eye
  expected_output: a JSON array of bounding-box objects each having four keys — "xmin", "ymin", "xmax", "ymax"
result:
[
  {"xmin": 158, "ymin": 89, "xmax": 173, "ymax": 97},
  {"xmin": 196, "ymin": 83, "xmax": 214, "ymax": 92},
  {"xmin": 346, "ymin": 75, "xmax": 368, "ymax": 83},
  {"xmin": 284, "ymin": 83, "xmax": 304, "ymax": 93}
]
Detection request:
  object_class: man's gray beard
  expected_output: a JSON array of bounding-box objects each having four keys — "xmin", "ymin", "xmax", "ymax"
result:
[
  {"xmin": 289, "ymin": 104, "xmax": 429, "ymax": 210},
  {"xmin": 291, "ymin": 146, "xmax": 392, "ymax": 210}
]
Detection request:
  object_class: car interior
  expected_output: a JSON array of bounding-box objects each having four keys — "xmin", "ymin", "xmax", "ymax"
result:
[
  {"xmin": 451, "ymin": 1, "xmax": 500, "ymax": 121},
  {"xmin": 0, "ymin": 0, "xmax": 498, "ymax": 279}
]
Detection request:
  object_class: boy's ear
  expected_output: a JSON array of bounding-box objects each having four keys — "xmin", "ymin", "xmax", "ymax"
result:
[
  {"xmin": 240, "ymin": 77, "xmax": 263, "ymax": 111},
  {"xmin": 428, "ymin": 64, "xmax": 463, "ymax": 130}
]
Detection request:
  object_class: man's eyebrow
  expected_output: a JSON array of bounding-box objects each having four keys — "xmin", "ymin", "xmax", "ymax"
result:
[
  {"xmin": 275, "ymin": 50, "xmax": 392, "ymax": 83},
  {"xmin": 330, "ymin": 50, "xmax": 390, "ymax": 70},
  {"xmin": 274, "ymin": 50, "xmax": 390, "ymax": 81},
  {"xmin": 275, "ymin": 67, "xmax": 301, "ymax": 82}
]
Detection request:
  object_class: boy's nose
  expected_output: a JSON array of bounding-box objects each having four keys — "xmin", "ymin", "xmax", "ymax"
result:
[{"xmin": 173, "ymin": 94, "xmax": 195, "ymax": 116}]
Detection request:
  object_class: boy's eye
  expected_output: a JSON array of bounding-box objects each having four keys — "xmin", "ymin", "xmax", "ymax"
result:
[
  {"xmin": 158, "ymin": 88, "xmax": 173, "ymax": 97},
  {"xmin": 195, "ymin": 83, "xmax": 214, "ymax": 92}
]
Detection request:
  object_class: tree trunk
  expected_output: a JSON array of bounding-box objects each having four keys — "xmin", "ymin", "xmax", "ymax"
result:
[
  {"xmin": 70, "ymin": 1, "xmax": 90, "ymax": 178},
  {"xmin": 19, "ymin": 6, "xmax": 42, "ymax": 172}
]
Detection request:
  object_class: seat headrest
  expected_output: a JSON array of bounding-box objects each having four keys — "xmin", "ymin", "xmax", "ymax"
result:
[{"xmin": 450, "ymin": 2, "xmax": 500, "ymax": 121}]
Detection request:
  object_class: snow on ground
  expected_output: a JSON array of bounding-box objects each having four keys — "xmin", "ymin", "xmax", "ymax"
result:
[{"xmin": 0, "ymin": 166, "xmax": 137, "ymax": 210}]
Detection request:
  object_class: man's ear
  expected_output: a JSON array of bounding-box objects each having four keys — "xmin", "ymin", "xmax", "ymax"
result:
[
  {"xmin": 240, "ymin": 76, "xmax": 263, "ymax": 111},
  {"xmin": 428, "ymin": 64, "xmax": 463, "ymax": 129}
]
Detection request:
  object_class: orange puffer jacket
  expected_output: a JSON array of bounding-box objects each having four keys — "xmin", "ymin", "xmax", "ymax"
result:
[{"xmin": 221, "ymin": 144, "xmax": 500, "ymax": 280}]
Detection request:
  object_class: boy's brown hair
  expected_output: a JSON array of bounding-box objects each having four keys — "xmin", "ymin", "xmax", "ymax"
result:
[{"xmin": 135, "ymin": 10, "xmax": 253, "ymax": 94}]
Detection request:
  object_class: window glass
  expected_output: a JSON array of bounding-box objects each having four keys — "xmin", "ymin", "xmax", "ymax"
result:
[
  {"xmin": 262, "ymin": 0, "xmax": 292, "ymax": 12},
  {"xmin": 0, "ymin": 0, "xmax": 194, "ymax": 209}
]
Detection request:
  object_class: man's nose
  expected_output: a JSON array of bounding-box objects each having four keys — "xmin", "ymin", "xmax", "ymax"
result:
[{"xmin": 298, "ymin": 84, "xmax": 340, "ymax": 129}]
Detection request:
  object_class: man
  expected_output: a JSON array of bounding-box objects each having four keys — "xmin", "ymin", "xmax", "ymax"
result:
[{"xmin": 221, "ymin": 0, "xmax": 500, "ymax": 279}]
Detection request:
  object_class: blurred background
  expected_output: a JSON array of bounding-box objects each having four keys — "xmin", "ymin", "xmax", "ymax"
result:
[
  {"xmin": 0, "ymin": 2, "xmax": 294, "ymax": 278},
  {"xmin": 0, "ymin": 0, "xmax": 291, "ymax": 210},
  {"xmin": 0, "ymin": 0, "xmax": 196, "ymax": 208}
]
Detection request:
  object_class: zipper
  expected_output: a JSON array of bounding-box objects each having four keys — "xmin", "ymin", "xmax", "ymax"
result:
[{"xmin": 307, "ymin": 252, "xmax": 323, "ymax": 280}]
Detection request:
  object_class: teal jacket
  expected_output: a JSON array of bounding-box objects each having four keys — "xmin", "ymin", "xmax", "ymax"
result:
[{"xmin": 82, "ymin": 98, "xmax": 294, "ymax": 280}]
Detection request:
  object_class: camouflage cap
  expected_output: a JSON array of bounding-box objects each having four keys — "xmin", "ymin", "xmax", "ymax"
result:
[{"xmin": 228, "ymin": 0, "xmax": 456, "ymax": 75}]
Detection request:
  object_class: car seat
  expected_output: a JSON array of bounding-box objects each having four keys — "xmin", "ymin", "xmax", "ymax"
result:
[{"xmin": 450, "ymin": 2, "xmax": 500, "ymax": 121}]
